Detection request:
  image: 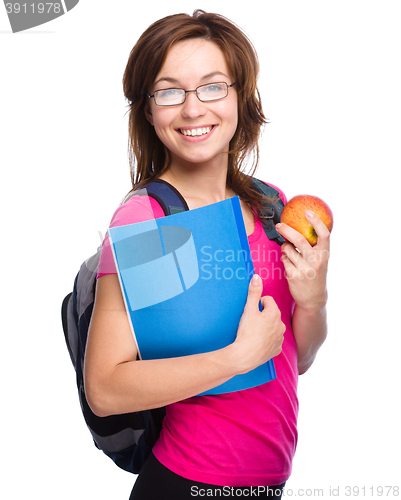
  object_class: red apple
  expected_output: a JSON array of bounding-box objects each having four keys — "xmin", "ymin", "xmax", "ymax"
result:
[{"xmin": 280, "ymin": 195, "xmax": 333, "ymax": 246}]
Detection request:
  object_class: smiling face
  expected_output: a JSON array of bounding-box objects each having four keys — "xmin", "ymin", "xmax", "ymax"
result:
[{"xmin": 145, "ymin": 38, "xmax": 238, "ymax": 173}]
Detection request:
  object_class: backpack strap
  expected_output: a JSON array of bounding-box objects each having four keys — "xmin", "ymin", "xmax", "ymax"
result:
[
  {"xmin": 133, "ymin": 178, "xmax": 285, "ymax": 245},
  {"xmin": 251, "ymin": 178, "xmax": 286, "ymax": 246},
  {"xmin": 137, "ymin": 179, "xmax": 189, "ymax": 215}
]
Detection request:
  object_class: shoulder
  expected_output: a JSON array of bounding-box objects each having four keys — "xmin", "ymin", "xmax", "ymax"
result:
[
  {"xmin": 255, "ymin": 179, "xmax": 288, "ymax": 205},
  {"xmin": 97, "ymin": 196, "xmax": 165, "ymax": 278},
  {"xmin": 108, "ymin": 195, "xmax": 165, "ymax": 228}
]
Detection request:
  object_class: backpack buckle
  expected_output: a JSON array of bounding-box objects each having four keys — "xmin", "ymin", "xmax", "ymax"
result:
[{"xmin": 259, "ymin": 207, "xmax": 275, "ymax": 219}]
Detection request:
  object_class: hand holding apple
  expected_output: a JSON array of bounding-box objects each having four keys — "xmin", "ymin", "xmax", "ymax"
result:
[
  {"xmin": 275, "ymin": 195, "xmax": 332, "ymax": 313},
  {"xmin": 279, "ymin": 195, "xmax": 333, "ymax": 246}
]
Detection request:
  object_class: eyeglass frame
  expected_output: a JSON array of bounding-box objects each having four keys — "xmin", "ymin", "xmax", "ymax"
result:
[{"xmin": 146, "ymin": 82, "xmax": 236, "ymax": 107}]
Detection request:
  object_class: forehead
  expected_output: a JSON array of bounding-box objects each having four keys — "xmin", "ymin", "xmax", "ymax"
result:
[{"xmin": 155, "ymin": 39, "xmax": 231, "ymax": 84}]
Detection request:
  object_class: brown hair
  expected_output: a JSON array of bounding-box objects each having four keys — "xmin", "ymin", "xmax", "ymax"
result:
[{"xmin": 123, "ymin": 10, "xmax": 276, "ymax": 212}]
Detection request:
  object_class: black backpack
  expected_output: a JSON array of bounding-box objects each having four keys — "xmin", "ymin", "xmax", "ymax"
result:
[{"xmin": 61, "ymin": 178, "xmax": 284, "ymax": 474}]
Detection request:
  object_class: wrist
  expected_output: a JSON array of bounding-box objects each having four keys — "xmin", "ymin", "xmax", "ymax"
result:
[
  {"xmin": 221, "ymin": 341, "xmax": 249, "ymax": 376},
  {"xmin": 296, "ymin": 291, "xmax": 328, "ymax": 316}
]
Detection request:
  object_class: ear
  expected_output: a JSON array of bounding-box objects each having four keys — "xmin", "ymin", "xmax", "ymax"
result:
[{"xmin": 144, "ymin": 103, "xmax": 154, "ymax": 126}]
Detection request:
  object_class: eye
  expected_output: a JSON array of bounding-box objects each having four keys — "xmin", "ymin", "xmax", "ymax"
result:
[
  {"xmin": 204, "ymin": 83, "xmax": 225, "ymax": 94},
  {"xmin": 157, "ymin": 88, "xmax": 182, "ymax": 99}
]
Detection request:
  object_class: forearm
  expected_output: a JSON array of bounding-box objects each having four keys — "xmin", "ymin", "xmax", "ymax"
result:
[
  {"xmin": 90, "ymin": 345, "xmax": 240, "ymax": 417},
  {"xmin": 292, "ymin": 300, "xmax": 328, "ymax": 375}
]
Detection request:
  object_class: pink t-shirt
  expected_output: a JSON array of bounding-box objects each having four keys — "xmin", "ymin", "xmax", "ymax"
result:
[{"xmin": 97, "ymin": 187, "xmax": 298, "ymax": 487}]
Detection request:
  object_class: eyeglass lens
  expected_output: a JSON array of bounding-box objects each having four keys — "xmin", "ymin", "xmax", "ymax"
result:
[{"xmin": 154, "ymin": 82, "xmax": 229, "ymax": 106}]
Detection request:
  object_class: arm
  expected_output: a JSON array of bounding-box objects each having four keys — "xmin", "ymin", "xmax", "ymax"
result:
[
  {"xmin": 276, "ymin": 211, "xmax": 330, "ymax": 375},
  {"xmin": 291, "ymin": 301, "xmax": 327, "ymax": 375},
  {"xmin": 84, "ymin": 273, "xmax": 285, "ymax": 417}
]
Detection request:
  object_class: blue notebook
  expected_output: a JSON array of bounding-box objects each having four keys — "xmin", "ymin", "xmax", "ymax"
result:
[{"xmin": 108, "ymin": 196, "xmax": 276, "ymax": 396}]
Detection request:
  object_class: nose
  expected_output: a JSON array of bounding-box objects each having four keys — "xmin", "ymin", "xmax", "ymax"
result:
[{"xmin": 181, "ymin": 91, "xmax": 206, "ymax": 119}]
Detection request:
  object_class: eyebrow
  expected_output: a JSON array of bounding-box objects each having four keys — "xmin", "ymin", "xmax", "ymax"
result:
[{"xmin": 154, "ymin": 71, "xmax": 229, "ymax": 88}]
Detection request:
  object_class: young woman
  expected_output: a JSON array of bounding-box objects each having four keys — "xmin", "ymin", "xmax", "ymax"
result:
[{"xmin": 84, "ymin": 10, "xmax": 330, "ymax": 499}]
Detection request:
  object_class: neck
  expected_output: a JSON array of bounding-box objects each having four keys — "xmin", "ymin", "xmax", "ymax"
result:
[{"xmin": 159, "ymin": 156, "xmax": 234, "ymax": 209}]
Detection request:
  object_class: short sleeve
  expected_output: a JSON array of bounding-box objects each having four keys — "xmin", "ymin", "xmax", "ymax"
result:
[{"xmin": 97, "ymin": 196, "xmax": 165, "ymax": 278}]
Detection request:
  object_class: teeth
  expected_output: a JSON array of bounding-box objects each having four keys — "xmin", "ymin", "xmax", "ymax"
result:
[{"xmin": 180, "ymin": 127, "xmax": 212, "ymax": 137}]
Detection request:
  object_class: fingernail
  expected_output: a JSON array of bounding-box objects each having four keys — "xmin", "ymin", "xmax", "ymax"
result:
[
  {"xmin": 251, "ymin": 274, "xmax": 261, "ymax": 286},
  {"xmin": 275, "ymin": 223, "xmax": 283, "ymax": 229},
  {"xmin": 305, "ymin": 210, "xmax": 315, "ymax": 218}
]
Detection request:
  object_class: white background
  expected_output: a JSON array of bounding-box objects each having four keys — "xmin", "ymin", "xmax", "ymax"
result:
[{"xmin": 1, "ymin": 1, "xmax": 400, "ymax": 498}]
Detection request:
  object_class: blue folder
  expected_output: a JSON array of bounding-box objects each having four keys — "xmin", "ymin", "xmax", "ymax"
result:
[{"xmin": 108, "ymin": 196, "xmax": 276, "ymax": 396}]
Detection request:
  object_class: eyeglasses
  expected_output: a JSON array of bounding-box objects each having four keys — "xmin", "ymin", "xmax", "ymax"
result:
[{"xmin": 147, "ymin": 82, "xmax": 235, "ymax": 107}]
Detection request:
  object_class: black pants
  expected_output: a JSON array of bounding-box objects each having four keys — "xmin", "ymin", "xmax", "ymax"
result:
[{"xmin": 129, "ymin": 453, "xmax": 286, "ymax": 499}]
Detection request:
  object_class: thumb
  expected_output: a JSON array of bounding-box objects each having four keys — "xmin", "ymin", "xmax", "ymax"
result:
[{"xmin": 245, "ymin": 274, "xmax": 263, "ymax": 311}]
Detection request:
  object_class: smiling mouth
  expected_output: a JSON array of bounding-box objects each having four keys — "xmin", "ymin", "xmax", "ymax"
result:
[{"xmin": 179, "ymin": 126, "xmax": 213, "ymax": 137}]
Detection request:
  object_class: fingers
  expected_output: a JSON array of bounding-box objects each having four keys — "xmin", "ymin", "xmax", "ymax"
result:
[
  {"xmin": 247, "ymin": 275, "xmax": 280, "ymax": 315},
  {"xmin": 281, "ymin": 241, "xmax": 301, "ymax": 265},
  {"xmin": 259, "ymin": 294, "xmax": 278, "ymax": 312},
  {"xmin": 275, "ymin": 222, "xmax": 310, "ymax": 254},
  {"xmin": 304, "ymin": 211, "xmax": 331, "ymax": 250},
  {"xmin": 276, "ymin": 211, "xmax": 330, "ymax": 253},
  {"xmin": 245, "ymin": 274, "xmax": 263, "ymax": 311},
  {"xmin": 236, "ymin": 276, "xmax": 286, "ymax": 370}
]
